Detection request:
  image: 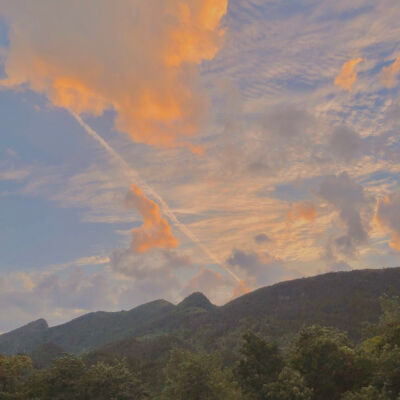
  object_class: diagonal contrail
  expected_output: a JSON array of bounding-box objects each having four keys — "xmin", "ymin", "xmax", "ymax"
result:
[{"xmin": 69, "ymin": 110, "xmax": 244, "ymax": 285}]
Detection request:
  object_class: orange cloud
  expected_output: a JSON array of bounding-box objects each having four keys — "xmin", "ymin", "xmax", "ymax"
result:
[
  {"xmin": 0, "ymin": 0, "xmax": 228, "ymax": 150},
  {"xmin": 334, "ymin": 58, "xmax": 363, "ymax": 92},
  {"xmin": 381, "ymin": 57, "xmax": 400, "ymax": 88},
  {"xmin": 126, "ymin": 184, "xmax": 179, "ymax": 253},
  {"xmin": 375, "ymin": 195, "xmax": 400, "ymax": 252},
  {"xmin": 286, "ymin": 201, "xmax": 317, "ymax": 223},
  {"xmin": 390, "ymin": 233, "xmax": 400, "ymax": 252}
]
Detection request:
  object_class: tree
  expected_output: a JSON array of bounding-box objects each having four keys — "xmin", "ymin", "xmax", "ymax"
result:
[
  {"xmin": 290, "ymin": 326, "xmax": 364, "ymax": 400},
  {"xmin": 359, "ymin": 296, "xmax": 400, "ymax": 399},
  {"xmin": 372, "ymin": 345, "xmax": 400, "ymax": 399},
  {"xmin": 161, "ymin": 349, "xmax": 241, "ymax": 400},
  {"xmin": 82, "ymin": 360, "xmax": 148, "ymax": 400},
  {"xmin": 263, "ymin": 367, "xmax": 313, "ymax": 400},
  {"xmin": 22, "ymin": 355, "xmax": 148, "ymax": 400},
  {"xmin": 377, "ymin": 296, "xmax": 400, "ymax": 349},
  {"xmin": 43, "ymin": 355, "xmax": 87, "ymax": 400},
  {"xmin": 235, "ymin": 331, "xmax": 283, "ymax": 399},
  {"xmin": 0, "ymin": 354, "xmax": 32, "ymax": 396},
  {"xmin": 341, "ymin": 386, "xmax": 390, "ymax": 400}
]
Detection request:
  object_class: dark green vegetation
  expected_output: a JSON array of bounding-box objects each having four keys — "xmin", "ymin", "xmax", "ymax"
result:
[
  {"xmin": 1, "ymin": 267, "xmax": 400, "ymax": 399},
  {"xmin": 1, "ymin": 294, "xmax": 400, "ymax": 399}
]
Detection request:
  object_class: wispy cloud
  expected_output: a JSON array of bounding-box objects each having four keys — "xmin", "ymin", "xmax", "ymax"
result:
[{"xmin": 334, "ymin": 58, "xmax": 363, "ymax": 92}]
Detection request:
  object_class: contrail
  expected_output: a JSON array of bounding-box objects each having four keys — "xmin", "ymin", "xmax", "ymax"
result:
[{"xmin": 69, "ymin": 110, "xmax": 243, "ymax": 285}]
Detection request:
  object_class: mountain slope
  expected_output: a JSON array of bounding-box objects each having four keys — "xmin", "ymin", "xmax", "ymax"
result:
[
  {"xmin": 1, "ymin": 267, "xmax": 400, "ymax": 357},
  {"xmin": 221, "ymin": 267, "xmax": 400, "ymax": 337},
  {"xmin": 0, "ymin": 319, "xmax": 48, "ymax": 355},
  {"xmin": 0, "ymin": 299, "xmax": 174, "ymax": 355}
]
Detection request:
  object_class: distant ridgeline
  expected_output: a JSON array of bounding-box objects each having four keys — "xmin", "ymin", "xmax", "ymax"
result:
[{"xmin": 1, "ymin": 267, "xmax": 400, "ymax": 362}]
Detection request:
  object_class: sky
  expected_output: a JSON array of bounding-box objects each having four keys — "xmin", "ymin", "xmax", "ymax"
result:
[{"xmin": 1, "ymin": 0, "xmax": 400, "ymax": 332}]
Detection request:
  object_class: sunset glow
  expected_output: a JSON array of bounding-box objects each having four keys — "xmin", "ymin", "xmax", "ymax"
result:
[{"xmin": 1, "ymin": 0, "xmax": 400, "ymax": 332}]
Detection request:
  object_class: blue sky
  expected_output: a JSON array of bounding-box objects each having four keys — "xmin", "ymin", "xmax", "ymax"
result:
[{"xmin": 1, "ymin": 0, "xmax": 400, "ymax": 332}]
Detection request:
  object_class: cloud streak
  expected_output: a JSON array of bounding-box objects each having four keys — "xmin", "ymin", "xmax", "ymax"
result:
[{"xmin": 71, "ymin": 111, "xmax": 243, "ymax": 285}]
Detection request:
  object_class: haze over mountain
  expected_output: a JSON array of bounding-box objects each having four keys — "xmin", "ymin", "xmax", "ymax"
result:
[{"xmin": 2, "ymin": 267, "xmax": 400, "ymax": 360}]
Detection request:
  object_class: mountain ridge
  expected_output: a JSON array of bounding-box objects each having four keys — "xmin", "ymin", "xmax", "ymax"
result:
[{"xmin": 2, "ymin": 267, "xmax": 400, "ymax": 357}]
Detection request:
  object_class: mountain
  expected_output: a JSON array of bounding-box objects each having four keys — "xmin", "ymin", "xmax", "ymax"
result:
[
  {"xmin": 176, "ymin": 292, "xmax": 216, "ymax": 312},
  {"xmin": 1, "ymin": 267, "xmax": 400, "ymax": 358},
  {"xmin": 0, "ymin": 319, "xmax": 48, "ymax": 355},
  {"xmin": 0, "ymin": 299, "xmax": 174, "ymax": 355}
]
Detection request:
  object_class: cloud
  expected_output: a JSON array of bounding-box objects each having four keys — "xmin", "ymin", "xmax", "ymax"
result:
[
  {"xmin": 263, "ymin": 105, "xmax": 315, "ymax": 140},
  {"xmin": 231, "ymin": 279, "xmax": 251, "ymax": 299},
  {"xmin": 334, "ymin": 58, "xmax": 363, "ymax": 92},
  {"xmin": 329, "ymin": 126, "xmax": 363, "ymax": 163},
  {"xmin": 322, "ymin": 238, "xmax": 353, "ymax": 272},
  {"xmin": 227, "ymin": 249, "xmax": 297, "ymax": 289},
  {"xmin": 0, "ymin": 163, "xmax": 30, "ymax": 181},
  {"xmin": 110, "ymin": 247, "xmax": 191, "ymax": 306},
  {"xmin": 110, "ymin": 247, "xmax": 190, "ymax": 279},
  {"xmin": 0, "ymin": 169, "xmax": 29, "ymax": 181},
  {"xmin": 317, "ymin": 173, "xmax": 371, "ymax": 255},
  {"xmin": 126, "ymin": 184, "xmax": 179, "ymax": 253},
  {"xmin": 0, "ymin": 0, "xmax": 228, "ymax": 149},
  {"xmin": 182, "ymin": 267, "xmax": 234, "ymax": 301},
  {"xmin": 375, "ymin": 194, "xmax": 400, "ymax": 251},
  {"xmin": 286, "ymin": 201, "xmax": 317, "ymax": 223},
  {"xmin": 0, "ymin": 248, "xmax": 193, "ymax": 332},
  {"xmin": 329, "ymin": 260, "xmax": 352, "ymax": 272},
  {"xmin": 247, "ymin": 105, "xmax": 317, "ymax": 174},
  {"xmin": 34, "ymin": 269, "xmax": 113, "ymax": 310},
  {"xmin": 0, "ymin": 268, "xmax": 117, "ymax": 332},
  {"xmin": 381, "ymin": 57, "xmax": 400, "ymax": 88},
  {"xmin": 183, "ymin": 267, "xmax": 224, "ymax": 292},
  {"xmin": 254, "ymin": 233, "xmax": 271, "ymax": 244}
]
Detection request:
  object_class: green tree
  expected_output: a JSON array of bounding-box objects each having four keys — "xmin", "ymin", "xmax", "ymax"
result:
[
  {"xmin": 0, "ymin": 354, "xmax": 32, "ymax": 397},
  {"xmin": 290, "ymin": 326, "xmax": 364, "ymax": 400},
  {"xmin": 22, "ymin": 355, "xmax": 148, "ymax": 400},
  {"xmin": 82, "ymin": 360, "xmax": 148, "ymax": 400},
  {"xmin": 263, "ymin": 367, "xmax": 313, "ymax": 400},
  {"xmin": 359, "ymin": 296, "xmax": 400, "ymax": 399},
  {"xmin": 341, "ymin": 386, "xmax": 390, "ymax": 400},
  {"xmin": 373, "ymin": 345, "xmax": 400, "ymax": 399},
  {"xmin": 44, "ymin": 355, "xmax": 86, "ymax": 400},
  {"xmin": 161, "ymin": 349, "xmax": 241, "ymax": 400},
  {"xmin": 235, "ymin": 331, "xmax": 283, "ymax": 399}
]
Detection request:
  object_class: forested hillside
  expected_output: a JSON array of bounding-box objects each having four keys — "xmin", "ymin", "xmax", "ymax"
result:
[{"xmin": 2, "ymin": 267, "xmax": 400, "ymax": 360}]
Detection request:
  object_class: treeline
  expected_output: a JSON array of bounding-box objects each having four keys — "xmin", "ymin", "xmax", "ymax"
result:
[{"xmin": 1, "ymin": 295, "xmax": 400, "ymax": 400}]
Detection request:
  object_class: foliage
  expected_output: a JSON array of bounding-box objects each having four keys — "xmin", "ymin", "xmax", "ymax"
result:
[
  {"xmin": 263, "ymin": 367, "xmax": 313, "ymax": 400},
  {"xmin": 0, "ymin": 354, "xmax": 32, "ymax": 397},
  {"xmin": 341, "ymin": 386, "xmax": 390, "ymax": 400},
  {"xmin": 290, "ymin": 325, "xmax": 367, "ymax": 400},
  {"xmin": 161, "ymin": 349, "xmax": 241, "ymax": 400},
  {"xmin": 0, "ymin": 355, "xmax": 148, "ymax": 400},
  {"xmin": 235, "ymin": 331, "xmax": 283, "ymax": 399}
]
